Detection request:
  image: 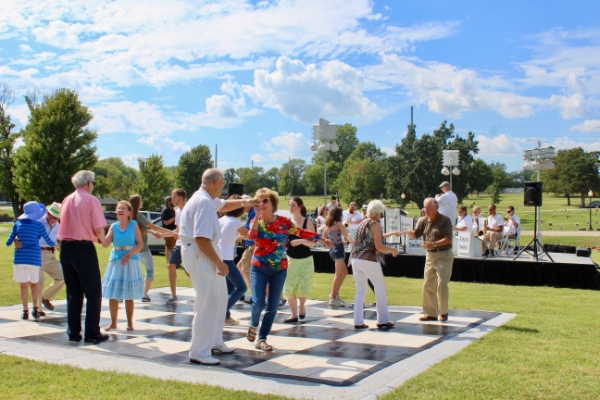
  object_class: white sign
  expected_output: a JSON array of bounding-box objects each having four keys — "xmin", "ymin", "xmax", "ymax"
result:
[
  {"xmin": 385, "ymin": 208, "xmax": 401, "ymax": 244},
  {"xmin": 401, "ymin": 217, "xmax": 414, "ymax": 248},
  {"xmin": 457, "ymin": 230, "xmax": 474, "ymax": 256},
  {"xmin": 406, "ymin": 236, "xmax": 426, "ymax": 255}
]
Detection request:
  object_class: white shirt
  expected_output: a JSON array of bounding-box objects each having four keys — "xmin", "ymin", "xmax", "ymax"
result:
[
  {"xmin": 472, "ymin": 215, "xmax": 482, "ymax": 231},
  {"xmin": 179, "ymin": 188, "xmax": 226, "ymax": 258},
  {"xmin": 436, "ymin": 190, "xmax": 457, "ymax": 223},
  {"xmin": 455, "ymin": 214, "xmax": 473, "ymax": 232},
  {"xmin": 317, "ymin": 216, "xmax": 326, "ymax": 226},
  {"xmin": 218, "ymin": 216, "xmax": 243, "ymax": 261},
  {"xmin": 38, "ymin": 216, "xmax": 59, "ymax": 247},
  {"xmin": 174, "ymin": 208, "xmax": 182, "ymax": 246},
  {"xmin": 342, "ymin": 210, "xmax": 363, "ymax": 225},
  {"xmin": 487, "ymin": 214, "xmax": 504, "ymax": 230},
  {"xmin": 506, "ymin": 214, "xmax": 520, "ymax": 235},
  {"xmin": 326, "ymin": 201, "xmax": 337, "ymax": 210}
]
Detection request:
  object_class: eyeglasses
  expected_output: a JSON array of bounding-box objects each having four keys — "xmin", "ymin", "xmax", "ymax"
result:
[
  {"xmin": 260, "ymin": 198, "xmax": 270, "ymax": 204},
  {"xmin": 91, "ymin": 181, "xmax": 96, "ymax": 186}
]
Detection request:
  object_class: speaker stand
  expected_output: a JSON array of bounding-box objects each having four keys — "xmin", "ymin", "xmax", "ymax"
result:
[{"xmin": 513, "ymin": 206, "xmax": 554, "ymax": 262}]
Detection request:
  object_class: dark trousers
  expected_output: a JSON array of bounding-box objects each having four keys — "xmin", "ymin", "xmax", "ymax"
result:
[{"xmin": 60, "ymin": 241, "xmax": 102, "ymax": 338}]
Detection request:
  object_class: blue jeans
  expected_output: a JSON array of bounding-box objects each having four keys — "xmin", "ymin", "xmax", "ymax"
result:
[
  {"xmin": 138, "ymin": 250, "xmax": 154, "ymax": 280},
  {"xmin": 224, "ymin": 260, "xmax": 247, "ymax": 319},
  {"xmin": 250, "ymin": 266, "xmax": 287, "ymax": 341}
]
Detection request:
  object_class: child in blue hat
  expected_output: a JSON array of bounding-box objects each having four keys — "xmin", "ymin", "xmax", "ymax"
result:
[{"xmin": 6, "ymin": 201, "xmax": 55, "ymax": 320}]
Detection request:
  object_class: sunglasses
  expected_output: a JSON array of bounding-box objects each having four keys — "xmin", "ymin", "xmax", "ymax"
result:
[
  {"xmin": 260, "ymin": 198, "xmax": 270, "ymax": 204},
  {"xmin": 91, "ymin": 180, "xmax": 96, "ymax": 186}
]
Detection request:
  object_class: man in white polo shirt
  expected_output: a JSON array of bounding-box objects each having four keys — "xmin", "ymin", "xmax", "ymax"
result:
[
  {"xmin": 436, "ymin": 181, "xmax": 457, "ymax": 225},
  {"xmin": 481, "ymin": 203, "xmax": 504, "ymax": 256},
  {"xmin": 454, "ymin": 205, "xmax": 473, "ymax": 234}
]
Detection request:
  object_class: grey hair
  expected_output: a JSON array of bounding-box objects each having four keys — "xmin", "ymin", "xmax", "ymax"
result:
[
  {"xmin": 71, "ymin": 170, "xmax": 95, "ymax": 188},
  {"xmin": 366, "ymin": 200, "xmax": 385, "ymax": 218},
  {"xmin": 201, "ymin": 168, "xmax": 224, "ymax": 186},
  {"xmin": 241, "ymin": 194, "xmax": 252, "ymax": 199},
  {"xmin": 424, "ymin": 197, "xmax": 438, "ymax": 206}
]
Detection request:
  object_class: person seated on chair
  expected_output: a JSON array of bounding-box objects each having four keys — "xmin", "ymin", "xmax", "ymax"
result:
[
  {"xmin": 505, "ymin": 206, "xmax": 520, "ymax": 239},
  {"xmin": 472, "ymin": 206, "xmax": 482, "ymax": 231},
  {"xmin": 454, "ymin": 206, "xmax": 473, "ymax": 234},
  {"xmin": 481, "ymin": 204, "xmax": 504, "ymax": 256}
]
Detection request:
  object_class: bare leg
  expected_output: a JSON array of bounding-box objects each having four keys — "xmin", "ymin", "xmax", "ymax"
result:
[
  {"xmin": 165, "ymin": 247, "xmax": 171, "ymax": 266},
  {"xmin": 330, "ymin": 259, "xmax": 348, "ymax": 299},
  {"xmin": 19, "ymin": 283, "xmax": 30, "ymax": 310},
  {"xmin": 125, "ymin": 300, "xmax": 134, "ymax": 331},
  {"xmin": 299, "ymin": 296, "xmax": 307, "ymax": 316},
  {"xmin": 30, "ymin": 283, "xmax": 39, "ymax": 309},
  {"xmin": 287, "ymin": 296, "xmax": 298, "ymax": 318},
  {"xmin": 144, "ymin": 280, "xmax": 152, "ymax": 297},
  {"xmin": 167, "ymin": 264, "xmax": 177, "ymax": 296},
  {"xmin": 105, "ymin": 299, "xmax": 119, "ymax": 330}
]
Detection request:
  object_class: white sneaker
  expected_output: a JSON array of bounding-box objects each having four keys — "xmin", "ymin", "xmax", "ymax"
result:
[
  {"xmin": 166, "ymin": 295, "xmax": 178, "ymax": 305},
  {"xmin": 191, "ymin": 355, "xmax": 220, "ymax": 365},
  {"xmin": 212, "ymin": 343, "xmax": 236, "ymax": 354},
  {"xmin": 224, "ymin": 317, "xmax": 239, "ymax": 326},
  {"xmin": 329, "ymin": 297, "xmax": 345, "ymax": 307}
]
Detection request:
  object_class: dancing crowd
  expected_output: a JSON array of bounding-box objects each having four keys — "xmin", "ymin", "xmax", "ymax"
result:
[{"xmin": 7, "ymin": 169, "xmax": 519, "ymax": 365}]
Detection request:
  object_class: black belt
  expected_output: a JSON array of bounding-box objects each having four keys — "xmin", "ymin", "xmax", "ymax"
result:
[
  {"xmin": 62, "ymin": 240, "xmax": 93, "ymax": 243},
  {"xmin": 427, "ymin": 248, "xmax": 451, "ymax": 253},
  {"xmin": 40, "ymin": 247, "xmax": 54, "ymax": 252}
]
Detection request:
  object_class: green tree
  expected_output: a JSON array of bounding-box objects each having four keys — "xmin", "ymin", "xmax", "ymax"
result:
[
  {"xmin": 175, "ymin": 145, "xmax": 213, "ymax": 196},
  {"xmin": 468, "ymin": 158, "xmax": 494, "ymax": 197},
  {"xmin": 306, "ymin": 123, "xmax": 359, "ymax": 195},
  {"xmin": 278, "ymin": 158, "xmax": 306, "ymax": 196},
  {"xmin": 543, "ymin": 148, "xmax": 600, "ymax": 207},
  {"xmin": 487, "ymin": 182, "xmax": 501, "ymax": 204},
  {"xmin": 223, "ymin": 168, "xmax": 237, "ymax": 185},
  {"xmin": 337, "ymin": 143, "xmax": 386, "ymax": 205},
  {"xmin": 489, "ymin": 162, "xmax": 511, "ymax": 188},
  {"xmin": 387, "ymin": 121, "xmax": 479, "ymax": 208},
  {"xmin": 237, "ymin": 167, "xmax": 263, "ymax": 195},
  {"xmin": 14, "ymin": 89, "xmax": 98, "ymax": 206},
  {"xmin": 262, "ymin": 167, "xmax": 279, "ymax": 190},
  {"xmin": 0, "ymin": 85, "xmax": 24, "ymax": 219},
  {"xmin": 94, "ymin": 157, "xmax": 138, "ymax": 200},
  {"xmin": 136, "ymin": 154, "xmax": 171, "ymax": 211}
]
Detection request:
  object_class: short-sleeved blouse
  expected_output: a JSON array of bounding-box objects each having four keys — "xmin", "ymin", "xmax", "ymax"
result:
[{"xmin": 349, "ymin": 219, "xmax": 385, "ymax": 265}]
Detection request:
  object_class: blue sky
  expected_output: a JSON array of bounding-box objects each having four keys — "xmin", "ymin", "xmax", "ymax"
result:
[{"xmin": 1, "ymin": 0, "xmax": 599, "ymax": 173}]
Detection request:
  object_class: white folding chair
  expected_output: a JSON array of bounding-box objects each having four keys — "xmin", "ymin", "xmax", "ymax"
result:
[
  {"xmin": 497, "ymin": 226, "xmax": 510, "ymax": 256},
  {"xmin": 507, "ymin": 226, "xmax": 521, "ymax": 255}
]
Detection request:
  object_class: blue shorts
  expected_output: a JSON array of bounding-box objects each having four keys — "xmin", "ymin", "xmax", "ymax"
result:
[
  {"xmin": 329, "ymin": 243, "xmax": 346, "ymax": 261},
  {"xmin": 169, "ymin": 245, "xmax": 181, "ymax": 267}
]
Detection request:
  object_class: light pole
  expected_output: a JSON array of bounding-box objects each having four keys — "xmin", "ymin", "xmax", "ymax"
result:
[
  {"xmin": 523, "ymin": 142, "xmax": 556, "ymax": 237},
  {"xmin": 310, "ymin": 118, "xmax": 338, "ymax": 206},
  {"xmin": 589, "ymin": 190, "xmax": 594, "ymax": 230},
  {"xmin": 441, "ymin": 150, "xmax": 460, "ymax": 190}
]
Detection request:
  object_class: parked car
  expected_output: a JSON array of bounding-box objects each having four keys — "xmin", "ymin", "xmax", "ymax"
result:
[
  {"xmin": 147, "ymin": 217, "xmax": 166, "ymax": 254},
  {"xmin": 583, "ymin": 200, "xmax": 600, "ymax": 208}
]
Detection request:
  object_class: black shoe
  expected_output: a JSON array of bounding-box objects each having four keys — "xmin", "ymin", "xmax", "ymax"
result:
[
  {"xmin": 490, "ymin": 250, "xmax": 496, "ymax": 256},
  {"xmin": 32, "ymin": 307, "xmax": 41, "ymax": 319},
  {"xmin": 68, "ymin": 334, "xmax": 83, "ymax": 342},
  {"xmin": 84, "ymin": 333, "xmax": 109, "ymax": 343},
  {"xmin": 483, "ymin": 249, "xmax": 490, "ymax": 257},
  {"xmin": 21, "ymin": 310, "xmax": 29, "ymax": 320}
]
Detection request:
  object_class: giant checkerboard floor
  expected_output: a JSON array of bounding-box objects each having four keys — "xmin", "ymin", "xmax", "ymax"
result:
[{"xmin": 0, "ymin": 287, "xmax": 503, "ymax": 386}]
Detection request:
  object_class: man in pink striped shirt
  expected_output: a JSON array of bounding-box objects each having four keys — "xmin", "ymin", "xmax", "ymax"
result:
[{"xmin": 58, "ymin": 170, "xmax": 107, "ymax": 343}]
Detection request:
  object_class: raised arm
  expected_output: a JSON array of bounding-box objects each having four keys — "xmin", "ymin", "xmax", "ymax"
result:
[
  {"xmin": 102, "ymin": 226, "xmax": 113, "ymax": 248},
  {"xmin": 372, "ymin": 223, "xmax": 397, "ymax": 257}
]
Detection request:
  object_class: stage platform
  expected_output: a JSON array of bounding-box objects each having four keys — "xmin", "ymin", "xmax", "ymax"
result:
[{"xmin": 299, "ymin": 248, "xmax": 600, "ymax": 291}]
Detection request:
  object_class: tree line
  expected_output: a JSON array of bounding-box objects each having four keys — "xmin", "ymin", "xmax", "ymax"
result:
[{"xmin": 1, "ymin": 85, "xmax": 598, "ymax": 218}]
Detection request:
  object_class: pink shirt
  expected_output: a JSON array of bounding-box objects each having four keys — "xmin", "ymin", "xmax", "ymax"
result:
[{"xmin": 58, "ymin": 188, "xmax": 107, "ymax": 241}]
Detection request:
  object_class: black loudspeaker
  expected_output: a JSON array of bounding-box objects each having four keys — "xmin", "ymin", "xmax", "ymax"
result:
[
  {"xmin": 228, "ymin": 183, "xmax": 244, "ymax": 197},
  {"xmin": 524, "ymin": 181, "xmax": 542, "ymax": 207}
]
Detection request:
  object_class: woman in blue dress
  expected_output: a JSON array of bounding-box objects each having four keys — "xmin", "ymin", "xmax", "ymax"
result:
[{"xmin": 101, "ymin": 201, "xmax": 144, "ymax": 331}]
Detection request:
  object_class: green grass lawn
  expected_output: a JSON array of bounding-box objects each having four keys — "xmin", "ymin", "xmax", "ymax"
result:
[{"xmin": 1, "ymin": 231, "xmax": 600, "ymax": 398}]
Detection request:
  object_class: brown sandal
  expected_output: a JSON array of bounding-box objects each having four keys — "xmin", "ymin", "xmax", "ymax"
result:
[
  {"xmin": 376, "ymin": 321, "xmax": 395, "ymax": 329},
  {"xmin": 247, "ymin": 326, "xmax": 257, "ymax": 342},
  {"xmin": 256, "ymin": 340, "xmax": 273, "ymax": 352},
  {"xmin": 354, "ymin": 324, "xmax": 369, "ymax": 330}
]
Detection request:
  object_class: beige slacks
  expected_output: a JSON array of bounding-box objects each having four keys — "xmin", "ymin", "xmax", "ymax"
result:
[
  {"xmin": 422, "ymin": 249, "xmax": 454, "ymax": 318},
  {"xmin": 482, "ymin": 231, "xmax": 503, "ymax": 252},
  {"xmin": 38, "ymin": 250, "xmax": 65, "ymax": 304}
]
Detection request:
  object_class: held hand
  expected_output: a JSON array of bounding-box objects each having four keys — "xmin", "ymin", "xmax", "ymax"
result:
[
  {"xmin": 246, "ymin": 198, "xmax": 260, "ymax": 207},
  {"xmin": 290, "ymin": 239, "xmax": 303, "ymax": 247},
  {"xmin": 14, "ymin": 238, "xmax": 22, "ymax": 249},
  {"xmin": 216, "ymin": 261, "xmax": 229, "ymax": 277},
  {"xmin": 390, "ymin": 248, "xmax": 398, "ymax": 257},
  {"xmin": 320, "ymin": 237, "xmax": 333, "ymax": 249},
  {"xmin": 152, "ymin": 232, "xmax": 162, "ymax": 239}
]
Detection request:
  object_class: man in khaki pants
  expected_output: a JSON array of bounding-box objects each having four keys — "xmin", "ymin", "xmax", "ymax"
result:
[
  {"xmin": 38, "ymin": 202, "xmax": 64, "ymax": 312},
  {"xmin": 405, "ymin": 197, "xmax": 454, "ymax": 322}
]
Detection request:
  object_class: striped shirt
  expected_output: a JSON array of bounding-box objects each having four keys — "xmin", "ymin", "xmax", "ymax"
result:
[{"xmin": 7, "ymin": 219, "xmax": 56, "ymax": 267}]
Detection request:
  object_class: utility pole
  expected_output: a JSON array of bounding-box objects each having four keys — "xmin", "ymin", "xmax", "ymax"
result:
[
  {"xmin": 251, "ymin": 160, "xmax": 254, "ymax": 168},
  {"xmin": 288, "ymin": 156, "xmax": 291, "ymax": 198},
  {"xmin": 215, "ymin": 144, "xmax": 218, "ymax": 168}
]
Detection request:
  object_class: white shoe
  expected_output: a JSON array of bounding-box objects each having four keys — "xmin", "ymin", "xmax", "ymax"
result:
[
  {"xmin": 329, "ymin": 297, "xmax": 345, "ymax": 307},
  {"xmin": 224, "ymin": 317, "xmax": 239, "ymax": 326},
  {"xmin": 165, "ymin": 295, "xmax": 178, "ymax": 305},
  {"xmin": 191, "ymin": 355, "xmax": 220, "ymax": 365},
  {"xmin": 212, "ymin": 344, "xmax": 236, "ymax": 354}
]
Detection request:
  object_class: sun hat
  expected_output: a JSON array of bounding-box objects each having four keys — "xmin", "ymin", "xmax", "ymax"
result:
[
  {"xmin": 19, "ymin": 201, "xmax": 46, "ymax": 221},
  {"xmin": 165, "ymin": 196, "xmax": 173, "ymax": 203},
  {"xmin": 439, "ymin": 181, "xmax": 450, "ymax": 188},
  {"xmin": 46, "ymin": 202, "xmax": 61, "ymax": 218}
]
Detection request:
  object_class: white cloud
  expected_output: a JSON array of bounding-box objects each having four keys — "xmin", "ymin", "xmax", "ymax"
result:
[
  {"xmin": 549, "ymin": 135, "xmax": 600, "ymax": 152},
  {"xmin": 475, "ymin": 134, "xmax": 523, "ymax": 156},
  {"xmin": 138, "ymin": 134, "xmax": 191, "ymax": 156},
  {"xmin": 90, "ymin": 101, "xmax": 183, "ymax": 134},
  {"xmin": 33, "ymin": 20, "xmax": 81, "ymax": 48},
  {"xmin": 381, "ymin": 146, "xmax": 396, "ymax": 156},
  {"xmin": 19, "ymin": 44, "xmax": 32, "ymax": 52},
  {"xmin": 261, "ymin": 131, "xmax": 312, "ymax": 160},
  {"xmin": 570, "ymin": 119, "xmax": 600, "ymax": 132},
  {"xmin": 549, "ymin": 93, "xmax": 592, "ymax": 119},
  {"xmin": 244, "ymin": 56, "xmax": 377, "ymax": 123},
  {"xmin": 250, "ymin": 154, "xmax": 266, "ymax": 163},
  {"xmin": 121, "ymin": 153, "xmax": 144, "ymax": 169}
]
